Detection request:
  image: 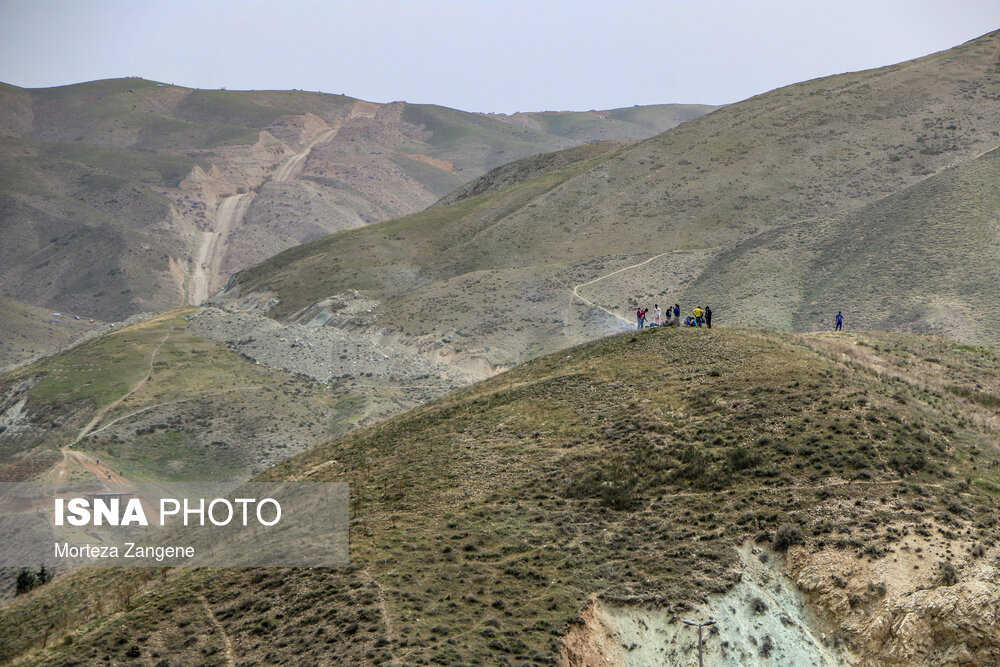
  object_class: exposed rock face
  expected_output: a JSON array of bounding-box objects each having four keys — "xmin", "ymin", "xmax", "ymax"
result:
[
  {"xmin": 560, "ymin": 546, "xmax": 853, "ymax": 666},
  {"xmin": 559, "ymin": 538, "xmax": 1000, "ymax": 666},
  {"xmin": 866, "ymin": 582, "xmax": 1000, "ymax": 665},
  {"xmin": 788, "ymin": 537, "xmax": 1000, "ymax": 666},
  {"xmin": 560, "ymin": 600, "xmax": 626, "ymax": 667},
  {"xmin": 0, "ymin": 381, "xmax": 34, "ymax": 436}
]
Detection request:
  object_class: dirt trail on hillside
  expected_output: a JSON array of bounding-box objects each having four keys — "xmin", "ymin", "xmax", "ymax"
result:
[
  {"xmin": 572, "ymin": 252, "xmax": 672, "ymax": 324},
  {"xmin": 186, "ymin": 109, "xmax": 370, "ymax": 304},
  {"xmin": 200, "ymin": 595, "xmax": 238, "ymax": 666},
  {"xmin": 272, "ymin": 127, "xmax": 337, "ymax": 182},
  {"xmin": 46, "ymin": 448, "xmax": 163, "ymax": 538},
  {"xmin": 182, "ymin": 97, "xmax": 432, "ymax": 306},
  {"xmin": 54, "ymin": 449, "xmax": 133, "ymax": 490},
  {"xmin": 72, "ymin": 333, "xmax": 170, "ymax": 446},
  {"xmin": 271, "ymin": 99, "xmax": 372, "ymax": 183},
  {"xmin": 189, "ymin": 193, "xmax": 253, "ymax": 305},
  {"xmin": 361, "ymin": 569, "xmax": 401, "ymax": 665},
  {"xmin": 85, "ymin": 385, "xmax": 261, "ymax": 440}
]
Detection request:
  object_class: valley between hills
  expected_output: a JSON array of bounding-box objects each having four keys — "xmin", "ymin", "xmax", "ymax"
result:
[
  {"xmin": 1, "ymin": 29, "xmax": 1000, "ymax": 667},
  {"xmin": 0, "ymin": 79, "xmax": 711, "ymax": 365}
]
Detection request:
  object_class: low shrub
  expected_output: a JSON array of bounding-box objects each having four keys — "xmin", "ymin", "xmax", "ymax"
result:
[{"xmin": 772, "ymin": 523, "xmax": 803, "ymax": 552}]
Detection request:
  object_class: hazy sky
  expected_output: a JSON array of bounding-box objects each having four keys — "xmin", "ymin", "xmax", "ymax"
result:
[{"xmin": 1, "ymin": 0, "xmax": 998, "ymax": 113}]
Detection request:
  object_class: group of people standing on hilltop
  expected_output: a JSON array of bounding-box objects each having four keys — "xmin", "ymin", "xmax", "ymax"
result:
[
  {"xmin": 636, "ymin": 304, "xmax": 712, "ymax": 329},
  {"xmin": 633, "ymin": 303, "xmax": 847, "ymax": 331}
]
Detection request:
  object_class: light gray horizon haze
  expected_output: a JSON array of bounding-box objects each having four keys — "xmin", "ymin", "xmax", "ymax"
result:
[{"xmin": 1, "ymin": 0, "xmax": 998, "ymax": 114}]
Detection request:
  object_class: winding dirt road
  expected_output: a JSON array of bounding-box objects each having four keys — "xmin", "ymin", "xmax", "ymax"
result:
[
  {"xmin": 72, "ymin": 333, "xmax": 170, "ymax": 445},
  {"xmin": 188, "ymin": 193, "xmax": 252, "ymax": 305},
  {"xmin": 54, "ymin": 449, "xmax": 132, "ymax": 490},
  {"xmin": 185, "ymin": 115, "xmax": 356, "ymax": 305},
  {"xmin": 571, "ymin": 252, "xmax": 672, "ymax": 325},
  {"xmin": 183, "ymin": 100, "xmax": 386, "ymax": 305},
  {"xmin": 272, "ymin": 127, "xmax": 338, "ymax": 182}
]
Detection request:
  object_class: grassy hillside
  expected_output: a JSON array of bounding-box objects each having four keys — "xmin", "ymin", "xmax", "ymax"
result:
[
  {"xmin": 503, "ymin": 103, "xmax": 715, "ymax": 142},
  {"xmin": 2, "ymin": 327, "xmax": 998, "ymax": 664},
  {"xmin": 224, "ymin": 30, "xmax": 1000, "ymax": 362},
  {"xmin": 0, "ymin": 309, "xmax": 423, "ymax": 484},
  {"xmin": 0, "ymin": 297, "xmax": 105, "ymax": 369},
  {"xmin": 683, "ymin": 145, "xmax": 1000, "ymax": 337},
  {"xmin": 0, "ymin": 78, "xmax": 708, "ymax": 329}
]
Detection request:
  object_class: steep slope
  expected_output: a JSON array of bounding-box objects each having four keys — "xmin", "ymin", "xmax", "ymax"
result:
[
  {"xmin": 2, "ymin": 327, "xmax": 998, "ymax": 665},
  {"xmin": 683, "ymin": 145, "xmax": 1000, "ymax": 336},
  {"xmin": 0, "ymin": 79, "xmax": 710, "ymax": 323},
  {"xmin": 220, "ymin": 30, "xmax": 1000, "ymax": 361}
]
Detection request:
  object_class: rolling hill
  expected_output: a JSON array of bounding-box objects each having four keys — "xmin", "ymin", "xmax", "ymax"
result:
[
  {"xmin": 0, "ymin": 27, "xmax": 1000, "ymax": 665},
  {"xmin": 0, "ymin": 297, "xmax": 109, "ymax": 369},
  {"xmin": 2, "ymin": 29, "xmax": 1000, "ymax": 667},
  {"xmin": 2, "ymin": 326, "xmax": 998, "ymax": 664},
  {"xmin": 0, "ymin": 304, "xmax": 480, "ymax": 486},
  {"xmin": 0, "ymin": 78, "xmax": 712, "ymax": 336},
  {"xmin": 217, "ymin": 29, "xmax": 1000, "ymax": 368}
]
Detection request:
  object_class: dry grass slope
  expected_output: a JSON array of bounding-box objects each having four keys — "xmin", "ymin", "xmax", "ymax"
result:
[
  {"xmin": 224, "ymin": 30, "xmax": 1000, "ymax": 367},
  {"xmin": 0, "ymin": 309, "xmax": 405, "ymax": 483},
  {"xmin": 0, "ymin": 78, "xmax": 706, "ymax": 327},
  {"xmin": 2, "ymin": 327, "xmax": 998, "ymax": 664}
]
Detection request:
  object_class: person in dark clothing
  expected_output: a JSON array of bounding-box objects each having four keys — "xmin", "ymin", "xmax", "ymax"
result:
[
  {"xmin": 835, "ymin": 311, "xmax": 844, "ymax": 331},
  {"xmin": 673, "ymin": 304, "xmax": 681, "ymax": 323},
  {"xmin": 705, "ymin": 306, "xmax": 712, "ymax": 329}
]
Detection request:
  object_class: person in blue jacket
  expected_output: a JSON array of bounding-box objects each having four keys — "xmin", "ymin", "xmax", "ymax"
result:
[{"xmin": 835, "ymin": 311, "xmax": 844, "ymax": 331}]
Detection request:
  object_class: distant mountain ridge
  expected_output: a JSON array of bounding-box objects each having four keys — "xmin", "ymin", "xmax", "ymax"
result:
[
  {"xmin": 3, "ymin": 34, "xmax": 1000, "ymax": 665},
  {"xmin": 0, "ymin": 78, "xmax": 713, "ymax": 336},
  {"xmin": 220, "ymin": 29, "xmax": 1000, "ymax": 361}
]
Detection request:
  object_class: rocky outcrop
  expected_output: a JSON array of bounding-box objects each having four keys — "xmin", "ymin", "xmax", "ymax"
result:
[
  {"xmin": 559, "ymin": 546, "xmax": 853, "ymax": 666},
  {"xmin": 866, "ymin": 581, "xmax": 1000, "ymax": 665},
  {"xmin": 789, "ymin": 534, "xmax": 1000, "ymax": 666},
  {"xmin": 558, "ymin": 536, "xmax": 1000, "ymax": 666}
]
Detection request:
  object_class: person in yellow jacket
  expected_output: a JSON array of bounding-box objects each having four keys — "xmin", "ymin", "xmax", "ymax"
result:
[{"xmin": 692, "ymin": 306, "xmax": 704, "ymax": 327}]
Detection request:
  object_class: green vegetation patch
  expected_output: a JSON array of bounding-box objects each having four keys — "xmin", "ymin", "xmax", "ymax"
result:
[
  {"xmin": 40, "ymin": 142, "xmax": 199, "ymax": 188},
  {"xmin": 174, "ymin": 90, "xmax": 295, "ymax": 127},
  {"xmin": 254, "ymin": 328, "xmax": 995, "ymax": 663},
  {"xmin": 3, "ymin": 328, "xmax": 998, "ymax": 664}
]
